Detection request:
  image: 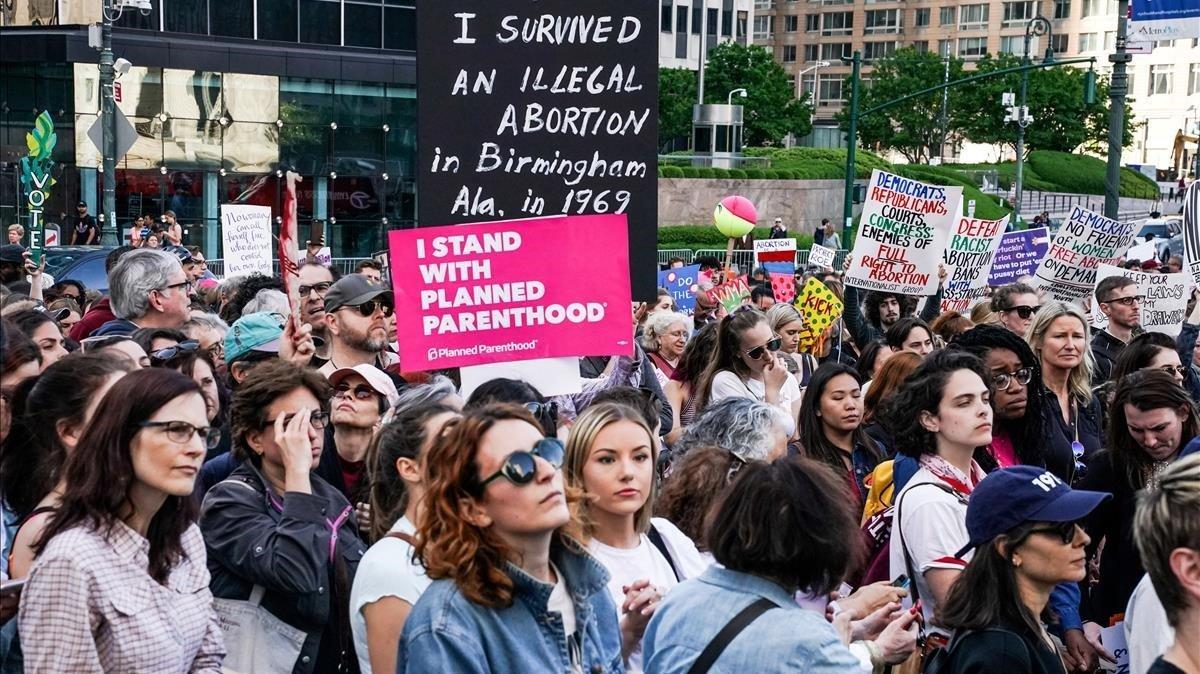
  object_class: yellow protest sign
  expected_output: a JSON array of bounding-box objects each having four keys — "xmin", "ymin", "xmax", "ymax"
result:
[{"xmin": 794, "ymin": 278, "xmax": 844, "ymax": 354}]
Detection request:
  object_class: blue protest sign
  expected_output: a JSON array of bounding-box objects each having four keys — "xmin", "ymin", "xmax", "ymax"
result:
[
  {"xmin": 988, "ymin": 227, "xmax": 1050, "ymax": 286},
  {"xmin": 658, "ymin": 264, "xmax": 700, "ymax": 314}
]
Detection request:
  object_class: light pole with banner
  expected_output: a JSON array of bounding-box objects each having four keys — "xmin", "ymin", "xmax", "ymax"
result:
[
  {"xmin": 1010, "ymin": 14, "xmax": 1053, "ymax": 225},
  {"xmin": 97, "ymin": 0, "xmax": 151, "ymax": 245}
]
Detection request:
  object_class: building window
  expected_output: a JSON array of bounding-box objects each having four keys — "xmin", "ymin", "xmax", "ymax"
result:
[
  {"xmin": 865, "ymin": 9, "xmax": 901, "ymax": 34},
  {"xmin": 913, "ymin": 39, "xmax": 929, "ymax": 52},
  {"xmin": 915, "ymin": 8, "xmax": 931, "ymax": 26},
  {"xmin": 999, "ymin": 36, "xmax": 1021, "ymax": 54},
  {"xmin": 1081, "ymin": 0, "xmax": 1114, "ymax": 16},
  {"xmin": 958, "ymin": 36, "xmax": 988, "ymax": 57},
  {"xmin": 737, "ymin": 10, "xmax": 748, "ymax": 42},
  {"xmin": 1078, "ymin": 32, "xmax": 1098, "ymax": 51},
  {"xmin": 345, "ymin": 0, "xmax": 383, "ymax": 48},
  {"xmin": 939, "ymin": 6, "xmax": 956, "ymax": 25},
  {"xmin": 1190, "ymin": 64, "xmax": 1200, "ymax": 95},
  {"xmin": 1053, "ymin": 0, "xmax": 1071, "ymax": 19},
  {"xmin": 804, "ymin": 44, "xmax": 821, "ymax": 60},
  {"xmin": 821, "ymin": 11, "xmax": 853, "ymax": 35},
  {"xmin": 806, "ymin": 13, "xmax": 820, "ymax": 31},
  {"xmin": 782, "ymin": 45, "xmax": 798, "ymax": 62},
  {"xmin": 820, "ymin": 42, "xmax": 852, "ymax": 59},
  {"xmin": 164, "ymin": 0, "xmax": 208, "ymax": 35},
  {"xmin": 384, "ymin": 2, "xmax": 415, "ymax": 51},
  {"xmin": 1104, "ymin": 31, "xmax": 1115, "ymax": 50},
  {"xmin": 938, "ymin": 38, "xmax": 953, "ymax": 55},
  {"xmin": 958, "ymin": 4, "xmax": 989, "ymax": 29},
  {"xmin": 676, "ymin": 7, "xmax": 689, "ymax": 56},
  {"xmin": 1002, "ymin": 1, "xmax": 1033, "ymax": 26},
  {"xmin": 753, "ymin": 15, "xmax": 773, "ymax": 40},
  {"xmin": 662, "ymin": 0, "xmax": 673, "ymax": 32},
  {"xmin": 299, "ymin": 0, "xmax": 340, "ymax": 45},
  {"xmin": 1051, "ymin": 33, "xmax": 1068, "ymax": 53},
  {"xmin": 863, "ymin": 41, "xmax": 898, "ymax": 60},
  {"xmin": 785, "ymin": 14, "xmax": 799, "ymax": 31},
  {"xmin": 1149, "ymin": 64, "xmax": 1174, "ymax": 95},
  {"xmin": 211, "ymin": 0, "xmax": 253, "ymax": 38},
  {"xmin": 692, "ymin": 2, "xmax": 702, "ymax": 34},
  {"xmin": 817, "ymin": 74, "xmax": 843, "ymax": 105}
]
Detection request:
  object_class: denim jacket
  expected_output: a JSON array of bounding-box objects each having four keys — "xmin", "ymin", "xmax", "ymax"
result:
[
  {"xmin": 398, "ymin": 536, "xmax": 623, "ymax": 674},
  {"xmin": 642, "ymin": 566, "xmax": 861, "ymax": 673}
]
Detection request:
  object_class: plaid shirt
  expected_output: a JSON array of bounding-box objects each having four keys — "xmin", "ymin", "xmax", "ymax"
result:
[{"xmin": 18, "ymin": 520, "xmax": 224, "ymax": 673}]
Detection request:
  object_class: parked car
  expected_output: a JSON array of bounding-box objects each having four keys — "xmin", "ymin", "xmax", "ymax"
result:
[
  {"xmin": 1153, "ymin": 216, "xmax": 1184, "ymax": 263},
  {"xmin": 42, "ymin": 246, "xmax": 116, "ymax": 294}
]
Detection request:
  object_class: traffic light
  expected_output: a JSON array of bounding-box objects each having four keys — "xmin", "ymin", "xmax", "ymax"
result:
[{"xmin": 1083, "ymin": 69, "xmax": 1097, "ymax": 105}]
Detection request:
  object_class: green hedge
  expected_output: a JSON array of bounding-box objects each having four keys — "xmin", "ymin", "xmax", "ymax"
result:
[
  {"xmin": 661, "ymin": 166, "xmax": 684, "ymax": 178},
  {"xmin": 951, "ymin": 152, "xmax": 1160, "ymax": 199}
]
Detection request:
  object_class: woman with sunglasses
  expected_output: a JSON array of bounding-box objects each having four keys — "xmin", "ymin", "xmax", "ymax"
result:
[
  {"xmin": 935, "ymin": 466, "xmax": 1109, "ymax": 674},
  {"xmin": 1077, "ymin": 371, "xmax": 1197, "ymax": 649},
  {"xmin": 695, "ymin": 310, "xmax": 801, "ymax": 439},
  {"xmin": 399, "ymin": 404, "xmax": 623, "ymax": 674},
  {"xmin": 317, "ymin": 365, "xmax": 399, "ymax": 524},
  {"xmin": 19, "ymin": 368, "xmax": 224, "ymax": 672},
  {"xmin": 1027, "ymin": 301, "xmax": 1104, "ymax": 476},
  {"xmin": 132, "ymin": 327, "xmax": 190, "ymax": 358},
  {"xmin": 201, "ymin": 360, "xmax": 366, "ymax": 674},
  {"xmin": 1109, "ymin": 332, "xmax": 1200, "ymax": 404},
  {"xmin": 563, "ymin": 402, "xmax": 708, "ymax": 671}
]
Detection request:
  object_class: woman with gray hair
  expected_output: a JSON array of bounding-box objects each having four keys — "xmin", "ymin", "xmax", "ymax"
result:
[
  {"xmin": 388, "ymin": 375, "xmax": 464, "ymax": 419},
  {"xmin": 671, "ymin": 397, "xmax": 790, "ymax": 465},
  {"xmin": 640, "ymin": 310, "xmax": 690, "ymax": 380}
]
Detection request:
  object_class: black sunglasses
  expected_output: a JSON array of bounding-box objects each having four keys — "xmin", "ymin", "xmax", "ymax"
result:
[
  {"xmin": 137, "ymin": 420, "xmax": 220, "ymax": 450},
  {"xmin": 479, "ymin": 437, "xmax": 565, "ymax": 489},
  {"xmin": 1024, "ymin": 521, "xmax": 1080, "ymax": 546},
  {"xmin": 1005, "ymin": 305, "xmax": 1040, "ymax": 320},
  {"xmin": 349, "ymin": 299, "xmax": 394, "ymax": 318},
  {"xmin": 151, "ymin": 340, "xmax": 200, "ymax": 363},
  {"xmin": 333, "ymin": 383, "xmax": 377, "ymax": 401},
  {"xmin": 744, "ymin": 336, "xmax": 783, "ymax": 360}
]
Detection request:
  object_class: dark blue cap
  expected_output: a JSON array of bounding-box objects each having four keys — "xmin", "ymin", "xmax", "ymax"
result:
[{"xmin": 956, "ymin": 466, "xmax": 1110, "ymax": 557}]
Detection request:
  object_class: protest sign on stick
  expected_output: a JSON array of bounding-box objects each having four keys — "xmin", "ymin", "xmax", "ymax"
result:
[
  {"xmin": 1089, "ymin": 264, "xmax": 1190, "ymax": 337},
  {"xmin": 794, "ymin": 278, "xmax": 844, "ymax": 354},
  {"xmin": 989, "ymin": 227, "xmax": 1050, "ymax": 286},
  {"xmin": 1030, "ymin": 206, "xmax": 1136, "ymax": 303},
  {"xmin": 808, "ymin": 243, "xmax": 836, "ymax": 269},
  {"xmin": 940, "ymin": 214, "xmax": 1009, "ymax": 312},
  {"xmin": 388, "ymin": 214, "xmax": 631, "ymax": 371},
  {"xmin": 710, "ymin": 277, "xmax": 751, "ymax": 314},
  {"xmin": 846, "ymin": 170, "xmax": 961, "ymax": 295},
  {"xmin": 280, "ymin": 172, "xmax": 302, "ymax": 315},
  {"xmin": 220, "ymin": 204, "xmax": 273, "ymax": 278},
  {"xmin": 658, "ymin": 264, "xmax": 700, "ymax": 315},
  {"xmin": 755, "ymin": 239, "xmax": 797, "ymax": 303}
]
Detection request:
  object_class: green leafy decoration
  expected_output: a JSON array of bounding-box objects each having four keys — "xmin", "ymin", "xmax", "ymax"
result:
[{"xmin": 25, "ymin": 111, "xmax": 57, "ymax": 161}]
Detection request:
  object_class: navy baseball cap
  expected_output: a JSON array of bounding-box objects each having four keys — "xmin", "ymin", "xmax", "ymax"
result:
[
  {"xmin": 956, "ymin": 466, "xmax": 1110, "ymax": 557},
  {"xmin": 162, "ymin": 245, "xmax": 193, "ymax": 264}
]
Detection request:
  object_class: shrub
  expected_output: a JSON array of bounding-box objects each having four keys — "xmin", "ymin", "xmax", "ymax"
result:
[
  {"xmin": 696, "ymin": 167, "xmax": 717, "ymax": 179},
  {"xmin": 727, "ymin": 169, "xmax": 748, "ymax": 179},
  {"xmin": 744, "ymin": 169, "xmax": 766, "ymax": 179},
  {"xmin": 661, "ymin": 166, "xmax": 684, "ymax": 178},
  {"xmin": 679, "ymin": 166, "xmax": 701, "ymax": 178}
]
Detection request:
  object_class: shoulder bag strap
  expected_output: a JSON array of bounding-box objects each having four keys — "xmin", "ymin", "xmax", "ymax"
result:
[
  {"xmin": 895, "ymin": 481, "xmax": 958, "ymax": 605},
  {"xmin": 647, "ymin": 524, "xmax": 681, "ymax": 582},
  {"xmin": 385, "ymin": 531, "xmax": 418, "ymax": 546},
  {"xmin": 686, "ymin": 597, "xmax": 776, "ymax": 674}
]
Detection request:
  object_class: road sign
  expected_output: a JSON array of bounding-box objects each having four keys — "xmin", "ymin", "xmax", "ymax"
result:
[{"xmin": 87, "ymin": 107, "xmax": 138, "ymax": 164}]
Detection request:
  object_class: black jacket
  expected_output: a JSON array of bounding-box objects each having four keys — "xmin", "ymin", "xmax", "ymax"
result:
[
  {"xmin": 1039, "ymin": 387, "xmax": 1103, "ymax": 482},
  {"xmin": 935, "ymin": 623, "xmax": 1066, "ymax": 674},
  {"xmin": 1079, "ymin": 450, "xmax": 1149, "ymax": 626},
  {"xmin": 200, "ymin": 461, "xmax": 366, "ymax": 674},
  {"xmin": 1090, "ymin": 329, "xmax": 1126, "ymax": 385}
]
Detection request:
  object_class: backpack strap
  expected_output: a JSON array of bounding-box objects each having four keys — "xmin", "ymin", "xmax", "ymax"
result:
[
  {"xmin": 647, "ymin": 524, "xmax": 681, "ymax": 582},
  {"xmin": 686, "ymin": 597, "xmax": 776, "ymax": 674},
  {"xmin": 894, "ymin": 481, "xmax": 963, "ymax": 606}
]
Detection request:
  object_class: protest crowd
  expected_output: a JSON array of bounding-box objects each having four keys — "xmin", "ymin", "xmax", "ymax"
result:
[{"xmin": 1, "ymin": 200, "xmax": 1200, "ymax": 674}]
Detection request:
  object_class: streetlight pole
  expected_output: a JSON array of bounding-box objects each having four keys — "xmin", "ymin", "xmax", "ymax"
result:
[
  {"xmin": 727, "ymin": 87, "xmax": 747, "ymax": 105},
  {"xmin": 99, "ymin": 0, "xmax": 117, "ymax": 244},
  {"xmin": 1012, "ymin": 14, "xmax": 1052, "ymax": 225},
  {"xmin": 1104, "ymin": 0, "xmax": 1131, "ymax": 218},
  {"xmin": 841, "ymin": 50, "xmax": 861, "ymax": 243}
]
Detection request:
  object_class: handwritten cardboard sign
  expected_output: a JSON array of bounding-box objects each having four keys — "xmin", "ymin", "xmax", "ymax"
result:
[
  {"xmin": 220, "ymin": 204, "xmax": 273, "ymax": 277},
  {"xmin": 1089, "ymin": 264, "xmax": 1190, "ymax": 337},
  {"xmin": 658, "ymin": 264, "xmax": 700, "ymax": 315},
  {"xmin": 416, "ymin": 2, "xmax": 658, "ymax": 299},
  {"xmin": 940, "ymin": 214, "xmax": 1010, "ymax": 312},
  {"xmin": 794, "ymin": 278, "xmax": 844, "ymax": 354},
  {"xmin": 989, "ymin": 227, "xmax": 1050, "ymax": 286},
  {"xmin": 1030, "ymin": 206, "xmax": 1136, "ymax": 303},
  {"xmin": 808, "ymin": 243, "xmax": 836, "ymax": 268},
  {"xmin": 710, "ymin": 277, "xmax": 751, "ymax": 314},
  {"xmin": 846, "ymin": 170, "xmax": 961, "ymax": 295},
  {"xmin": 388, "ymin": 214, "xmax": 631, "ymax": 370}
]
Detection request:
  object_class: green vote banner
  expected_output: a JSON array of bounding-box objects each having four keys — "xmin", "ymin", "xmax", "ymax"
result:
[{"xmin": 20, "ymin": 111, "xmax": 57, "ymax": 264}]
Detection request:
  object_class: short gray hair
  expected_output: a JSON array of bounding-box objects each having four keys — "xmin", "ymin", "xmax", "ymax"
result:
[
  {"xmin": 392, "ymin": 375, "xmax": 460, "ymax": 416},
  {"xmin": 109, "ymin": 249, "xmax": 183, "ymax": 320},
  {"xmin": 242, "ymin": 289, "xmax": 290, "ymax": 317},
  {"xmin": 183, "ymin": 312, "xmax": 229, "ymax": 340},
  {"xmin": 639, "ymin": 311, "xmax": 689, "ymax": 352},
  {"xmin": 674, "ymin": 397, "xmax": 789, "ymax": 462},
  {"xmin": 218, "ymin": 275, "xmax": 245, "ymax": 299}
]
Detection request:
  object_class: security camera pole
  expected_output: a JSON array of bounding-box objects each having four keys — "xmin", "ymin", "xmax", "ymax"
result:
[{"xmin": 99, "ymin": 0, "xmax": 117, "ymax": 244}]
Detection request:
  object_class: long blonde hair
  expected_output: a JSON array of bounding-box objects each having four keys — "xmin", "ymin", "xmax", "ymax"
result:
[
  {"xmin": 563, "ymin": 402, "xmax": 659, "ymax": 539},
  {"xmin": 1026, "ymin": 300, "xmax": 1095, "ymax": 405}
]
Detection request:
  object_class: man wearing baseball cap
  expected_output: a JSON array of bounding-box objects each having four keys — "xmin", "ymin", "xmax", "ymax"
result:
[
  {"xmin": 315, "ymin": 363, "xmax": 399, "ymax": 503},
  {"xmin": 0, "ymin": 244, "xmax": 29, "ymax": 292},
  {"xmin": 68, "ymin": 201, "xmax": 98, "ymax": 245},
  {"xmin": 318, "ymin": 274, "xmax": 398, "ymax": 380},
  {"xmin": 928, "ymin": 466, "xmax": 1110, "ymax": 673}
]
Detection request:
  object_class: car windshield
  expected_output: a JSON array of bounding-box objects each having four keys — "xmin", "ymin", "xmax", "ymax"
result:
[
  {"xmin": 42, "ymin": 249, "xmax": 92, "ymax": 278},
  {"xmin": 1137, "ymin": 223, "xmax": 1168, "ymax": 239}
]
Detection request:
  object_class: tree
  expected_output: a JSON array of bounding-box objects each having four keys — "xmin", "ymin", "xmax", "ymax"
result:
[
  {"xmin": 836, "ymin": 48, "xmax": 968, "ymax": 164},
  {"xmin": 659, "ymin": 68, "xmax": 697, "ymax": 152},
  {"xmin": 956, "ymin": 53, "xmax": 1135, "ymax": 156},
  {"xmin": 702, "ymin": 42, "xmax": 813, "ymax": 146}
]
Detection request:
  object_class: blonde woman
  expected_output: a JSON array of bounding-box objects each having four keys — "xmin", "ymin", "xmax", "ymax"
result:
[
  {"xmin": 766, "ymin": 303, "xmax": 819, "ymax": 389},
  {"xmin": 1027, "ymin": 300, "xmax": 1103, "ymax": 479},
  {"xmin": 563, "ymin": 402, "xmax": 708, "ymax": 672}
]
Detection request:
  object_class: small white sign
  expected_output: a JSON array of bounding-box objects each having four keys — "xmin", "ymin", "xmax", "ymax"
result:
[
  {"xmin": 459, "ymin": 357, "xmax": 584, "ymax": 399},
  {"xmin": 220, "ymin": 204, "xmax": 273, "ymax": 277},
  {"xmin": 809, "ymin": 243, "xmax": 836, "ymax": 268}
]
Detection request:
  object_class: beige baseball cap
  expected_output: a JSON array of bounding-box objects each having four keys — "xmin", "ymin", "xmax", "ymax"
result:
[{"xmin": 327, "ymin": 363, "xmax": 400, "ymax": 408}]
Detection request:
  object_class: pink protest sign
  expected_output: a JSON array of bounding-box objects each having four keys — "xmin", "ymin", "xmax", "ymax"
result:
[{"xmin": 389, "ymin": 214, "xmax": 632, "ymax": 370}]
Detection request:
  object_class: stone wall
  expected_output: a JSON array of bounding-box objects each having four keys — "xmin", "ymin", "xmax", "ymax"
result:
[{"xmin": 658, "ymin": 178, "xmax": 865, "ymax": 232}]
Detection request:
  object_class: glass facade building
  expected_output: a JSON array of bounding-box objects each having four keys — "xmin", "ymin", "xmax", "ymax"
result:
[{"xmin": 1, "ymin": 0, "xmax": 416, "ymax": 258}]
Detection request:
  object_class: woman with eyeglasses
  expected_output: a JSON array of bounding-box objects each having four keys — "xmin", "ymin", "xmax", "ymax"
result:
[
  {"xmin": 1077, "ymin": 370, "xmax": 1197, "ymax": 648},
  {"xmin": 795, "ymin": 363, "xmax": 883, "ymax": 505},
  {"xmin": 766, "ymin": 303, "xmax": 820, "ymax": 389},
  {"xmin": 1109, "ymin": 332, "xmax": 1200, "ymax": 404},
  {"xmin": 1027, "ymin": 301, "xmax": 1104, "ymax": 477},
  {"xmin": 563, "ymin": 402, "xmax": 709, "ymax": 672},
  {"xmin": 465, "ymin": 377, "xmax": 561, "ymax": 438},
  {"xmin": 640, "ymin": 311, "xmax": 690, "ymax": 381},
  {"xmin": 398, "ymin": 404, "xmax": 623, "ymax": 674},
  {"xmin": 200, "ymin": 359, "xmax": 366, "ymax": 674},
  {"xmin": 153, "ymin": 348, "xmax": 227, "ymax": 458},
  {"xmin": 695, "ymin": 310, "xmax": 801, "ymax": 439},
  {"xmin": 18, "ymin": 368, "xmax": 224, "ymax": 672},
  {"xmin": 935, "ymin": 466, "xmax": 1109, "ymax": 674}
]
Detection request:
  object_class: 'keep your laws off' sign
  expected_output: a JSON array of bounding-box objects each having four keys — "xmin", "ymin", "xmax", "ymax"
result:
[{"xmin": 416, "ymin": 4, "xmax": 658, "ymax": 299}]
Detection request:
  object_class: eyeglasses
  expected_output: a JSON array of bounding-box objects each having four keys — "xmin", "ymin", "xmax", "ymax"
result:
[
  {"xmin": 664, "ymin": 329, "xmax": 689, "ymax": 339},
  {"xmin": 299, "ymin": 282, "xmax": 332, "ymax": 297},
  {"xmin": 992, "ymin": 367, "xmax": 1033, "ymax": 391},
  {"xmin": 744, "ymin": 336, "xmax": 783, "ymax": 360},
  {"xmin": 333, "ymin": 383, "xmax": 377, "ymax": 401},
  {"xmin": 479, "ymin": 437, "xmax": 565, "ymax": 489},
  {"xmin": 347, "ymin": 299, "xmax": 393, "ymax": 318},
  {"xmin": 157, "ymin": 280, "xmax": 190, "ymax": 294},
  {"xmin": 1101, "ymin": 295, "xmax": 1144, "ymax": 307},
  {"xmin": 1024, "ymin": 521, "xmax": 1080, "ymax": 546},
  {"xmin": 137, "ymin": 420, "xmax": 220, "ymax": 450},
  {"xmin": 1157, "ymin": 364, "xmax": 1188, "ymax": 377},
  {"xmin": 1004, "ymin": 305, "xmax": 1040, "ymax": 320},
  {"xmin": 151, "ymin": 340, "xmax": 199, "ymax": 363},
  {"xmin": 264, "ymin": 410, "xmax": 331, "ymax": 430}
]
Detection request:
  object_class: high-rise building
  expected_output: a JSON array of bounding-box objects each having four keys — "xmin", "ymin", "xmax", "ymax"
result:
[
  {"xmin": 754, "ymin": 0, "xmax": 1199, "ymax": 172},
  {"xmin": 659, "ymin": 0, "xmax": 756, "ymax": 70}
]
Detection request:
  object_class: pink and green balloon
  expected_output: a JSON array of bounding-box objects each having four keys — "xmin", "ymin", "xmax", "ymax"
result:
[{"xmin": 713, "ymin": 196, "xmax": 757, "ymax": 238}]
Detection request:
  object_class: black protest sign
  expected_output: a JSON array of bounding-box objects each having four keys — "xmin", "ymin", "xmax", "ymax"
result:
[{"xmin": 417, "ymin": 3, "xmax": 659, "ymax": 299}]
